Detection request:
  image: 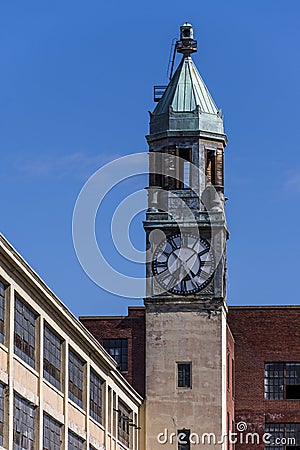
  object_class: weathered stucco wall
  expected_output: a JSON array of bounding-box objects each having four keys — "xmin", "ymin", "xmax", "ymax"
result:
[{"xmin": 145, "ymin": 307, "xmax": 227, "ymax": 449}]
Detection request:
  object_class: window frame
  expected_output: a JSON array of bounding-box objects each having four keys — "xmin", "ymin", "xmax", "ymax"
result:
[
  {"xmin": 90, "ymin": 369, "xmax": 103, "ymax": 424},
  {"xmin": 177, "ymin": 148, "xmax": 192, "ymax": 190},
  {"xmin": 68, "ymin": 430, "xmax": 85, "ymax": 450},
  {"xmin": 265, "ymin": 422, "xmax": 300, "ymax": 449},
  {"xmin": 0, "ymin": 280, "xmax": 7, "ymax": 345},
  {"xmin": 118, "ymin": 401, "xmax": 131, "ymax": 447},
  {"xmin": 14, "ymin": 295, "xmax": 38, "ymax": 369},
  {"xmin": 43, "ymin": 323, "xmax": 63, "ymax": 391},
  {"xmin": 265, "ymin": 362, "xmax": 300, "ymax": 400},
  {"xmin": 102, "ymin": 338, "xmax": 128, "ymax": 372},
  {"xmin": 43, "ymin": 413, "xmax": 62, "ymax": 450},
  {"xmin": 0, "ymin": 383, "xmax": 5, "ymax": 447},
  {"xmin": 177, "ymin": 362, "xmax": 192, "ymax": 389},
  {"xmin": 13, "ymin": 393, "xmax": 36, "ymax": 450},
  {"xmin": 68, "ymin": 348, "xmax": 85, "ymax": 408}
]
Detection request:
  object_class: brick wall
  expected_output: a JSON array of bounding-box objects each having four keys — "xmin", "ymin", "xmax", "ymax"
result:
[
  {"xmin": 227, "ymin": 324, "xmax": 235, "ymax": 449},
  {"xmin": 228, "ymin": 306, "xmax": 300, "ymax": 449},
  {"xmin": 80, "ymin": 307, "xmax": 146, "ymax": 397}
]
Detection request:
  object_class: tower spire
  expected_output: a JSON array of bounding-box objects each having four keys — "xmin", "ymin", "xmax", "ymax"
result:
[{"xmin": 149, "ymin": 22, "xmax": 226, "ymax": 141}]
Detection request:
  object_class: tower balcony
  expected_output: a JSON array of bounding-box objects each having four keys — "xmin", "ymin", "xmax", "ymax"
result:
[{"xmin": 145, "ymin": 188, "xmax": 225, "ymax": 225}]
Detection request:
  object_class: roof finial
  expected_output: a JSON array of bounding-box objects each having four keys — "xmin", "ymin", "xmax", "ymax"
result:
[{"xmin": 176, "ymin": 22, "xmax": 197, "ymax": 57}]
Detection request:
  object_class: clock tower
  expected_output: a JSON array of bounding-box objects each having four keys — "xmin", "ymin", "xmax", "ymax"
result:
[{"xmin": 143, "ymin": 23, "xmax": 230, "ymax": 449}]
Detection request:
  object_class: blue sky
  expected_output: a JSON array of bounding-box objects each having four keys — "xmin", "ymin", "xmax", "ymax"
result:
[{"xmin": 1, "ymin": 1, "xmax": 300, "ymax": 316}]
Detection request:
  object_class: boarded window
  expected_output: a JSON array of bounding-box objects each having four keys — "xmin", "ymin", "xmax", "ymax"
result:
[
  {"xmin": 90, "ymin": 370, "xmax": 103, "ymax": 424},
  {"xmin": 68, "ymin": 349, "xmax": 84, "ymax": 408},
  {"xmin": 43, "ymin": 414, "xmax": 62, "ymax": 450},
  {"xmin": 43, "ymin": 325, "xmax": 62, "ymax": 390},
  {"xmin": 13, "ymin": 394, "xmax": 35, "ymax": 450},
  {"xmin": 14, "ymin": 297, "xmax": 37, "ymax": 368}
]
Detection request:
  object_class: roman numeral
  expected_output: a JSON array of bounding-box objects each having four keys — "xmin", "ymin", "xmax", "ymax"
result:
[
  {"xmin": 155, "ymin": 261, "xmax": 167, "ymax": 268},
  {"xmin": 199, "ymin": 248, "xmax": 209, "ymax": 257},
  {"xmin": 169, "ymin": 237, "xmax": 178, "ymax": 250},
  {"xmin": 200, "ymin": 260, "xmax": 212, "ymax": 267},
  {"xmin": 180, "ymin": 280, "xmax": 187, "ymax": 292},
  {"xmin": 156, "ymin": 271, "xmax": 177, "ymax": 289},
  {"xmin": 181, "ymin": 234, "xmax": 189, "ymax": 247}
]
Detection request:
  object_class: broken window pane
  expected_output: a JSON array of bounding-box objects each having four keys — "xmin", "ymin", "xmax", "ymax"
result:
[
  {"xmin": 68, "ymin": 349, "xmax": 84, "ymax": 408},
  {"xmin": 0, "ymin": 383, "xmax": 4, "ymax": 446},
  {"xmin": 13, "ymin": 394, "xmax": 35, "ymax": 450},
  {"xmin": 68, "ymin": 430, "xmax": 84, "ymax": 449},
  {"xmin": 118, "ymin": 401, "xmax": 131, "ymax": 447},
  {"xmin": 43, "ymin": 414, "xmax": 62, "ymax": 450},
  {"xmin": 0, "ymin": 282, "xmax": 5, "ymax": 344},
  {"xmin": 43, "ymin": 324, "xmax": 62, "ymax": 390},
  {"xmin": 14, "ymin": 297, "xmax": 37, "ymax": 368},
  {"xmin": 90, "ymin": 370, "xmax": 103, "ymax": 424}
]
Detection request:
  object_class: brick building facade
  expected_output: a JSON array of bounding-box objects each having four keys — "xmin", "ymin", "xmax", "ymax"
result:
[{"xmin": 81, "ymin": 306, "xmax": 300, "ymax": 449}]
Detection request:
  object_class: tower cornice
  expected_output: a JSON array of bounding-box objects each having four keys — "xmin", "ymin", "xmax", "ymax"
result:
[{"xmin": 146, "ymin": 128, "xmax": 228, "ymax": 145}]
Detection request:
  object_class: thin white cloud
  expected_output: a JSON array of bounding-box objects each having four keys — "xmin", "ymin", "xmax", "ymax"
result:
[
  {"xmin": 13, "ymin": 151, "xmax": 123, "ymax": 179},
  {"xmin": 285, "ymin": 171, "xmax": 300, "ymax": 194}
]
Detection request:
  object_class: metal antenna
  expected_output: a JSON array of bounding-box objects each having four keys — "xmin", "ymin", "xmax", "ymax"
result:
[{"xmin": 167, "ymin": 38, "xmax": 177, "ymax": 81}]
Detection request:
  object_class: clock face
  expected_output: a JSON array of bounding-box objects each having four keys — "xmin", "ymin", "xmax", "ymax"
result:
[{"xmin": 152, "ymin": 233, "xmax": 214, "ymax": 295}]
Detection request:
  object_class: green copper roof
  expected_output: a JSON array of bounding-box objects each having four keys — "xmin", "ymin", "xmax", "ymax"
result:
[{"xmin": 153, "ymin": 56, "xmax": 219, "ymax": 115}]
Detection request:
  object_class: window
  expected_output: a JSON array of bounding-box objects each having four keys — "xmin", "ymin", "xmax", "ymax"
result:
[
  {"xmin": 0, "ymin": 384, "xmax": 4, "ymax": 447},
  {"xmin": 14, "ymin": 297, "xmax": 37, "ymax": 368},
  {"xmin": 177, "ymin": 148, "xmax": 191, "ymax": 190},
  {"xmin": 177, "ymin": 363, "xmax": 191, "ymax": 388},
  {"xmin": 118, "ymin": 401, "xmax": 131, "ymax": 447},
  {"xmin": 183, "ymin": 161, "xmax": 190, "ymax": 188},
  {"xmin": 103, "ymin": 339, "xmax": 128, "ymax": 372},
  {"xmin": 178, "ymin": 429, "xmax": 190, "ymax": 450},
  {"xmin": 265, "ymin": 423, "xmax": 300, "ymax": 449},
  {"xmin": 43, "ymin": 325, "xmax": 62, "ymax": 390},
  {"xmin": 68, "ymin": 349, "xmax": 84, "ymax": 408},
  {"xmin": 286, "ymin": 364, "xmax": 300, "ymax": 399},
  {"xmin": 43, "ymin": 414, "xmax": 62, "ymax": 450},
  {"xmin": 205, "ymin": 149, "xmax": 216, "ymax": 185},
  {"xmin": 90, "ymin": 370, "xmax": 103, "ymax": 424},
  {"xmin": 13, "ymin": 393, "xmax": 35, "ymax": 450},
  {"xmin": 265, "ymin": 363, "xmax": 300, "ymax": 400},
  {"xmin": 68, "ymin": 430, "xmax": 84, "ymax": 450},
  {"xmin": 0, "ymin": 282, "xmax": 6, "ymax": 344}
]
